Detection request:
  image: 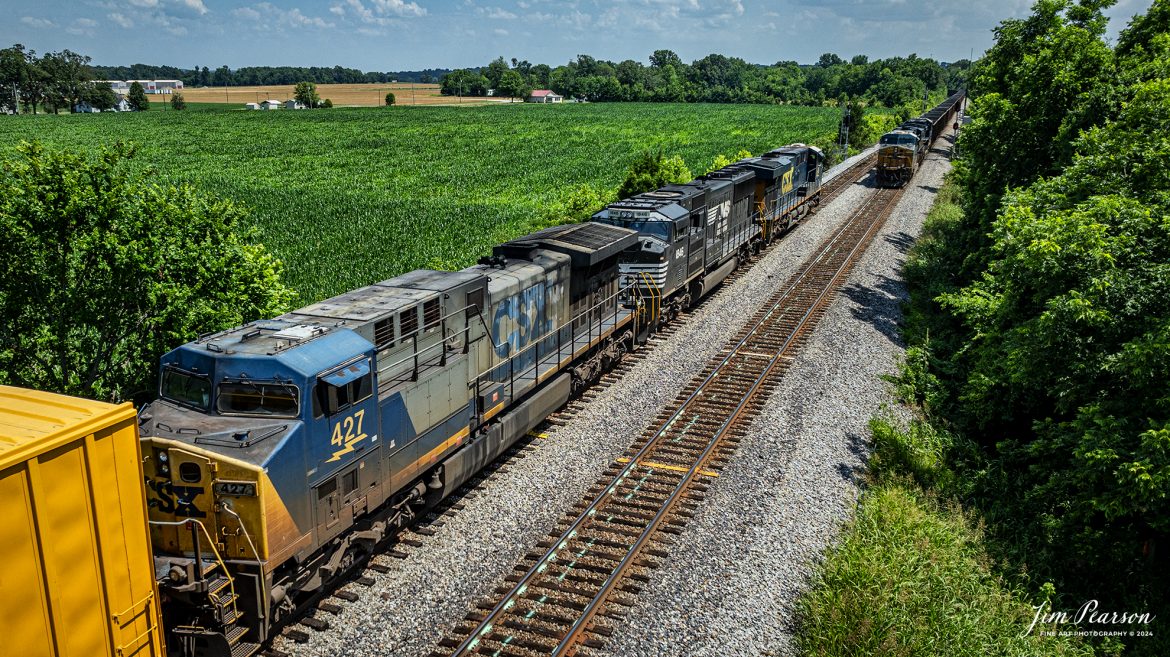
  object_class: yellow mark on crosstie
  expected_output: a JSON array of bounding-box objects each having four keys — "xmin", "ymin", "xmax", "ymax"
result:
[{"xmin": 616, "ymin": 457, "xmax": 718, "ymax": 477}]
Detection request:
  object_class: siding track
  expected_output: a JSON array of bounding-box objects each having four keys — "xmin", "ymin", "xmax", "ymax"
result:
[{"xmin": 436, "ymin": 180, "xmax": 905, "ymax": 657}]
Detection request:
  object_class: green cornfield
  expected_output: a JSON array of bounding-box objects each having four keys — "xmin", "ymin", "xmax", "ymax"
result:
[{"xmin": 0, "ymin": 103, "xmax": 839, "ymax": 303}]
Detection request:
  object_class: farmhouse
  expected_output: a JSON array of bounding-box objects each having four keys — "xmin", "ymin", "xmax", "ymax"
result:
[
  {"xmin": 284, "ymin": 99, "xmax": 305, "ymax": 110},
  {"xmin": 261, "ymin": 99, "xmax": 282, "ymax": 110},
  {"xmin": 245, "ymin": 102, "xmax": 260, "ymax": 110},
  {"xmin": 527, "ymin": 90, "xmax": 563, "ymax": 103}
]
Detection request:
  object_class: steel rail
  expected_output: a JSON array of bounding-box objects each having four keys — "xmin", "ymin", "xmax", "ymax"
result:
[
  {"xmin": 446, "ymin": 181, "xmax": 902, "ymax": 657},
  {"xmin": 551, "ymin": 187, "xmax": 901, "ymax": 655}
]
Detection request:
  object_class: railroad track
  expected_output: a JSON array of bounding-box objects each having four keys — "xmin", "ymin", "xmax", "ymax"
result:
[
  {"xmin": 434, "ymin": 180, "xmax": 905, "ymax": 657},
  {"xmin": 268, "ymin": 150, "xmax": 881, "ymax": 654}
]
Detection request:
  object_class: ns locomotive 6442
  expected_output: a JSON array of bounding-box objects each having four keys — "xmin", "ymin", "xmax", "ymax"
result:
[{"xmin": 592, "ymin": 144, "xmax": 824, "ymax": 324}]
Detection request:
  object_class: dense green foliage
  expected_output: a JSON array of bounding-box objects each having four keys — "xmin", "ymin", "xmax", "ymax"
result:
[
  {"xmin": 170, "ymin": 92, "xmax": 186, "ymax": 111},
  {"xmin": 796, "ymin": 416, "xmax": 1093, "ymax": 657},
  {"xmin": 294, "ymin": 81, "xmax": 320, "ymax": 108},
  {"xmin": 0, "ymin": 103, "xmax": 840, "ymax": 303},
  {"xmin": 0, "ymin": 142, "xmax": 293, "ymax": 402},
  {"xmin": 440, "ymin": 50, "xmax": 968, "ymax": 106},
  {"xmin": 896, "ymin": 1, "xmax": 1170, "ymax": 653},
  {"xmin": 0, "ymin": 44, "xmax": 110, "ymax": 114},
  {"xmin": 384, "ymin": 91, "xmax": 395, "ymax": 107},
  {"xmin": 127, "ymin": 81, "xmax": 148, "ymax": 112},
  {"xmin": 617, "ymin": 150, "xmax": 693, "ymax": 198}
]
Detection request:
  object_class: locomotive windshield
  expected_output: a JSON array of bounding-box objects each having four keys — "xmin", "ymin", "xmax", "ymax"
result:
[
  {"xmin": 618, "ymin": 219, "xmax": 671, "ymax": 242},
  {"xmin": 160, "ymin": 367, "xmax": 211, "ymax": 411},
  {"xmin": 217, "ymin": 380, "xmax": 300, "ymax": 417},
  {"xmin": 880, "ymin": 134, "xmax": 918, "ymax": 147}
]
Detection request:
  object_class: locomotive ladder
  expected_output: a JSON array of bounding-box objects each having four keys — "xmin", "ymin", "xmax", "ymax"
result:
[{"xmin": 437, "ymin": 182, "xmax": 907, "ymax": 657}]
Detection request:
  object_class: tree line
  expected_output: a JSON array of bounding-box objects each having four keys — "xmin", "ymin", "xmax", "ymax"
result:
[
  {"xmin": 88, "ymin": 63, "xmax": 450, "ymax": 87},
  {"xmin": 0, "ymin": 44, "xmax": 122, "ymax": 114},
  {"xmin": 441, "ymin": 52, "xmax": 970, "ymax": 106},
  {"xmin": 898, "ymin": 0, "xmax": 1170, "ymax": 652}
]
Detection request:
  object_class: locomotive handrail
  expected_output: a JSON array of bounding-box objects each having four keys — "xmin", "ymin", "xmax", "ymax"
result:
[
  {"xmin": 148, "ymin": 518, "xmax": 241, "ymax": 619},
  {"xmin": 470, "ymin": 282, "xmax": 634, "ymax": 383}
]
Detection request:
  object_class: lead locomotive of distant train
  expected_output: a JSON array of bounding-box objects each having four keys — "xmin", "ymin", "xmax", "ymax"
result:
[
  {"xmin": 138, "ymin": 142, "xmax": 826, "ymax": 657},
  {"xmin": 877, "ymin": 92, "xmax": 965, "ymax": 186}
]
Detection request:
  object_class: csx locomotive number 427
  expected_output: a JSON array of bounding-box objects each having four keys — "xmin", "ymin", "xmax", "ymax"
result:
[
  {"xmin": 140, "ymin": 222, "xmax": 643, "ymax": 657},
  {"xmin": 138, "ymin": 142, "xmax": 831, "ymax": 657}
]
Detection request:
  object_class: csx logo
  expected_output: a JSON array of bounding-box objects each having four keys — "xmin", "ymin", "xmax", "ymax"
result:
[
  {"xmin": 781, "ymin": 169, "xmax": 795, "ymax": 194},
  {"xmin": 146, "ymin": 477, "xmax": 207, "ymax": 518}
]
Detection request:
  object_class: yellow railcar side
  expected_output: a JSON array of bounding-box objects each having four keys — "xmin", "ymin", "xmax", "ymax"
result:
[{"xmin": 0, "ymin": 386, "xmax": 165, "ymax": 657}]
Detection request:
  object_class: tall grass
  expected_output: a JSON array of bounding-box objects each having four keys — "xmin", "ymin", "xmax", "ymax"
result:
[{"xmin": 795, "ymin": 416, "xmax": 1095, "ymax": 657}]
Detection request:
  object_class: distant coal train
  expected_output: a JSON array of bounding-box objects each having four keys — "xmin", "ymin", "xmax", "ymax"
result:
[
  {"xmin": 876, "ymin": 93, "xmax": 965, "ymax": 187},
  {"xmin": 3, "ymin": 93, "xmax": 963, "ymax": 657}
]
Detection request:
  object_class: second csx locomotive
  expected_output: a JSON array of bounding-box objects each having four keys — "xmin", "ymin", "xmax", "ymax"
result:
[{"xmin": 135, "ymin": 92, "xmax": 969, "ymax": 657}]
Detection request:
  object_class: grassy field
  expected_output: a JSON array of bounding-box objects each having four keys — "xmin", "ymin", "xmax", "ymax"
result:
[
  {"xmin": 0, "ymin": 103, "xmax": 839, "ymax": 303},
  {"xmin": 177, "ymin": 82, "xmax": 507, "ymax": 107}
]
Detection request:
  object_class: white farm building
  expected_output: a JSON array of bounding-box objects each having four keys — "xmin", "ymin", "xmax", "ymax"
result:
[{"xmin": 103, "ymin": 79, "xmax": 184, "ymax": 95}]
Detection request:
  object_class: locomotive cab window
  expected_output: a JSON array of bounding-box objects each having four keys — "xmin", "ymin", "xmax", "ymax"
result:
[
  {"xmin": 315, "ymin": 359, "xmax": 373, "ymax": 417},
  {"xmin": 217, "ymin": 380, "xmax": 299, "ymax": 417},
  {"xmin": 161, "ymin": 367, "xmax": 212, "ymax": 411}
]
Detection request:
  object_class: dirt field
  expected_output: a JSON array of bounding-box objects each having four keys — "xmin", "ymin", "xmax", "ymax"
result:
[{"xmin": 179, "ymin": 83, "xmax": 514, "ymax": 107}]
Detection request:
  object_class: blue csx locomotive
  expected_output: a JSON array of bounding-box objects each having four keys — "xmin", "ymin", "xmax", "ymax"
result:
[{"xmin": 138, "ymin": 143, "xmax": 825, "ymax": 657}]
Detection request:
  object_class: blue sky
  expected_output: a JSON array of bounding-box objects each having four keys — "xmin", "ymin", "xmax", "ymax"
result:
[{"xmin": 3, "ymin": 0, "xmax": 1155, "ymax": 71}]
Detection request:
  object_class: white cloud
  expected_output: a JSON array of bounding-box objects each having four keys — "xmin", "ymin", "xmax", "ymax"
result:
[
  {"xmin": 233, "ymin": 3, "xmax": 336, "ymax": 30},
  {"xmin": 20, "ymin": 16, "xmax": 56, "ymax": 29},
  {"xmin": 329, "ymin": 0, "xmax": 425, "ymax": 28},
  {"xmin": 232, "ymin": 6, "xmax": 262, "ymax": 20},
  {"xmin": 479, "ymin": 6, "xmax": 517, "ymax": 19},
  {"xmin": 493, "ymin": 27, "xmax": 508, "ymax": 35},
  {"xmin": 128, "ymin": 0, "xmax": 160, "ymax": 7},
  {"xmin": 66, "ymin": 18, "xmax": 99, "ymax": 36},
  {"xmin": 109, "ymin": 12, "xmax": 135, "ymax": 28},
  {"xmin": 370, "ymin": 0, "xmax": 426, "ymax": 18},
  {"xmin": 173, "ymin": 0, "xmax": 209, "ymax": 16}
]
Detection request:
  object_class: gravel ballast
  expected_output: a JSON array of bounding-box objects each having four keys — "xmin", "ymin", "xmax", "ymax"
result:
[
  {"xmin": 599, "ymin": 142, "xmax": 953, "ymax": 657},
  {"xmin": 274, "ymin": 142, "xmax": 936, "ymax": 657}
]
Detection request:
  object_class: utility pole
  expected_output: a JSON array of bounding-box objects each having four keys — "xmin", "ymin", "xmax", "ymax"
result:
[{"xmin": 839, "ymin": 100, "xmax": 849, "ymax": 162}]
